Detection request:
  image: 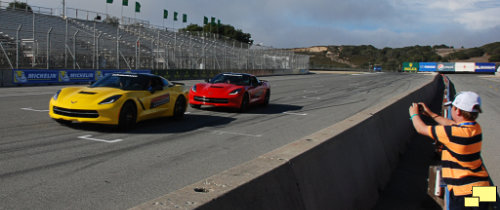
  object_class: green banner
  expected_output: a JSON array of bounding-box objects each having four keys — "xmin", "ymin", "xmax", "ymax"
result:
[
  {"xmin": 122, "ymin": 0, "xmax": 128, "ymax": 6},
  {"xmin": 135, "ymin": 2, "xmax": 141, "ymax": 12},
  {"xmin": 211, "ymin": 17, "xmax": 215, "ymax": 26},
  {"xmin": 106, "ymin": 0, "xmax": 113, "ymax": 4},
  {"xmin": 403, "ymin": 62, "xmax": 419, "ymax": 72},
  {"xmin": 163, "ymin": 9, "xmax": 168, "ymax": 19}
]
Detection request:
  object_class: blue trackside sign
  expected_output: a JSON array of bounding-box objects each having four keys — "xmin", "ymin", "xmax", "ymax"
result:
[
  {"xmin": 475, "ymin": 63, "xmax": 496, "ymax": 73},
  {"xmin": 13, "ymin": 69, "xmax": 151, "ymax": 84},
  {"xmin": 419, "ymin": 62, "xmax": 437, "ymax": 72},
  {"xmin": 13, "ymin": 70, "xmax": 59, "ymax": 83}
]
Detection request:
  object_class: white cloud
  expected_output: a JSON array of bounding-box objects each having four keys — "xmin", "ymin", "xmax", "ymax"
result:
[
  {"xmin": 427, "ymin": 0, "xmax": 479, "ymax": 11},
  {"xmin": 9, "ymin": 0, "xmax": 500, "ymax": 48},
  {"xmin": 456, "ymin": 7, "xmax": 500, "ymax": 30}
]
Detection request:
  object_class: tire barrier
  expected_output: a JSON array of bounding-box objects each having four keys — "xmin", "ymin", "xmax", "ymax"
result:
[{"xmin": 131, "ymin": 74, "xmax": 445, "ymax": 210}]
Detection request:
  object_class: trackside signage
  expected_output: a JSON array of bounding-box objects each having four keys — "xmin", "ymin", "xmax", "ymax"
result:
[
  {"xmin": 419, "ymin": 62, "xmax": 437, "ymax": 72},
  {"xmin": 13, "ymin": 69, "xmax": 151, "ymax": 84},
  {"xmin": 437, "ymin": 63, "xmax": 455, "ymax": 72},
  {"xmin": 455, "ymin": 62, "xmax": 475, "ymax": 72},
  {"xmin": 403, "ymin": 62, "xmax": 419, "ymax": 72},
  {"xmin": 475, "ymin": 63, "xmax": 496, "ymax": 73}
]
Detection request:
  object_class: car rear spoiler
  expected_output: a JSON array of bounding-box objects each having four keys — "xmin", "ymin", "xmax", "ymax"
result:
[{"xmin": 171, "ymin": 82, "xmax": 185, "ymax": 86}]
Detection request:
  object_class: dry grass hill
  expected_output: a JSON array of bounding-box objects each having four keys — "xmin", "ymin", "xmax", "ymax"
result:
[{"xmin": 292, "ymin": 42, "xmax": 500, "ymax": 71}]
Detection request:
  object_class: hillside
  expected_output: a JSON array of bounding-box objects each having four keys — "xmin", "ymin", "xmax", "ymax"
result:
[{"xmin": 293, "ymin": 42, "xmax": 500, "ymax": 71}]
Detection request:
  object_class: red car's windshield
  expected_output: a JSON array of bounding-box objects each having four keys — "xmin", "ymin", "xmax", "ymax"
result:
[{"xmin": 209, "ymin": 74, "xmax": 250, "ymax": 86}]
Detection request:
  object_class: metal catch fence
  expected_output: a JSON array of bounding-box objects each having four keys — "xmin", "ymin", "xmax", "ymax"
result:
[{"xmin": 0, "ymin": 2, "xmax": 309, "ymax": 71}]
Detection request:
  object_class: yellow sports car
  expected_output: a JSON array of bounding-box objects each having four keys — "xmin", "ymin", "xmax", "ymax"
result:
[{"xmin": 49, "ymin": 73, "xmax": 189, "ymax": 130}]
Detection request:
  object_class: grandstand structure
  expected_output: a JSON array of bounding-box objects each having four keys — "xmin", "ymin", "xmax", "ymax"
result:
[{"xmin": 0, "ymin": 1, "xmax": 309, "ymax": 71}]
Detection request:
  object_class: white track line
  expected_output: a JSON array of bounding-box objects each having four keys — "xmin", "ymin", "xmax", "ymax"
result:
[
  {"xmin": 283, "ymin": 112, "xmax": 308, "ymax": 116},
  {"xmin": 199, "ymin": 128, "xmax": 262, "ymax": 138},
  {"xmin": 78, "ymin": 135, "xmax": 123, "ymax": 143},
  {"xmin": 211, "ymin": 130, "xmax": 262, "ymax": 138},
  {"xmin": 21, "ymin": 107, "xmax": 49, "ymax": 112}
]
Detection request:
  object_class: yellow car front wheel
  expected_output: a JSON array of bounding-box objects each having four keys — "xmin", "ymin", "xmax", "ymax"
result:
[{"xmin": 118, "ymin": 101, "xmax": 137, "ymax": 131}]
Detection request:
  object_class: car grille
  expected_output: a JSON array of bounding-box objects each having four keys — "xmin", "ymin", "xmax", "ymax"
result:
[
  {"xmin": 194, "ymin": 96, "xmax": 229, "ymax": 104},
  {"xmin": 53, "ymin": 106, "xmax": 99, "ymax": 118}
]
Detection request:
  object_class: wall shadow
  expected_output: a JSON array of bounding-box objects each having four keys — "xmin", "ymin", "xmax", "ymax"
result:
[
  {"xmin": 60, "ymin": 114, "xmax": 236, "ymax": 134},
  {"xmin": 194, "ymin": 103, "xmax": 303, "ymax": 115}
]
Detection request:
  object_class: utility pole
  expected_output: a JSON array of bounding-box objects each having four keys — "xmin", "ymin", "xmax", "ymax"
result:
[{"xmin": 62, "ymin": 0, "xmax": 65, "ymax": 18}]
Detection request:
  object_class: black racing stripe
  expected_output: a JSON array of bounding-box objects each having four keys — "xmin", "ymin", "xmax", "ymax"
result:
[
  {"xmin": 441, "ymin": 161, "xmax": 485, "ymax": 173},
  {"xmin": 449, "ymin": 134, "xmax": 482, "ymax": 145},
  {"xmin": 443, "ymin": 176, "xmax": 490, "ymax": 186}
]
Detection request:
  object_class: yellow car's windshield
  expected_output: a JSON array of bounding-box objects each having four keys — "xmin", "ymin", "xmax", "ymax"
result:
[{"xmin": 91, "ymin": 74, "xmax": 150, "ymax": 91}]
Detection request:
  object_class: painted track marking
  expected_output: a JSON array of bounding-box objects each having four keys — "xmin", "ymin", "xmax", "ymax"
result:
[
  {"xmin": 211, "ymin": 130, "xmax": 262, "ymax": 138},
  {"xmin": 21, "ymin": 107, "xmax": 49, "ymax": 112},
  {"xmin": 78, "ymin": 135, "xmax": 123, "ymax": 143},
  {"xmin": 283, "ymin": 112, "xmax": 308, "ymax": 116},
  {"xmin": 200, "ymin": 128, "xmax": 262, "ymax": 138}
]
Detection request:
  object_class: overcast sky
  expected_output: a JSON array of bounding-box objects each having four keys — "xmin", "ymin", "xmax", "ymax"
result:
[{"xmin": 20, "ymin": 0, "xmax": 500, "ymax": 49}]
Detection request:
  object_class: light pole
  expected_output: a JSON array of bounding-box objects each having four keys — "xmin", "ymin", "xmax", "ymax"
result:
[{"xmin": 62, "ymin": 0, "xmax": 65, "ymax": 18}]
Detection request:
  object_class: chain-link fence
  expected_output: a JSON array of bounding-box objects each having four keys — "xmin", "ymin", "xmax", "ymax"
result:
[{"xmin": 0, "ymin": 2, "xmax": 309, "ymax": 72}]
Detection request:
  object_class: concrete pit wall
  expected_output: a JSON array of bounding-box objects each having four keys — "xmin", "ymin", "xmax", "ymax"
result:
[{"xmin": 133, "ymin": 73, "xmax": 445, "ymax": 210}]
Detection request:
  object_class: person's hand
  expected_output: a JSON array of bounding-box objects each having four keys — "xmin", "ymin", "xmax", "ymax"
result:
[
  {"xmin": 417, "ymin": 102, "xmax": 432, "ymax": 117},
  {"xmin": 409, "ymin": 102, "xmax": 420, "ymax": 116}
]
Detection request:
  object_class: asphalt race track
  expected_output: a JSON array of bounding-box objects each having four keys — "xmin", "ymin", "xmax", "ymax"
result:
[{"xmin": 0, "ymin": 72, "xmax": 449, "ymax": 209}]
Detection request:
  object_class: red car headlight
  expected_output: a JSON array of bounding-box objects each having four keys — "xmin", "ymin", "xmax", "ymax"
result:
[{"xmin": 229, "ymin": 88, "xmax": 242, "ymax": 95}]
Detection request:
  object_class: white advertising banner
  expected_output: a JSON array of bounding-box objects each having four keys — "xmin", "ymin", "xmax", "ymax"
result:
[{"xmin": 455, "ymin": 62, "xmax": 475, "ymax": 72}]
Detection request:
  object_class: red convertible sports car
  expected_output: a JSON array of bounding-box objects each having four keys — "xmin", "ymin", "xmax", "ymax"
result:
[{"xmin": 189, "ymin": 73, "xmax": 270, "ymax": 111}]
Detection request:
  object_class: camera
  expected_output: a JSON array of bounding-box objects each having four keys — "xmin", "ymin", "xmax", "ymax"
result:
[{"xmin": 418, "ymin": 104, "xmax": 424, "ymax": 112}]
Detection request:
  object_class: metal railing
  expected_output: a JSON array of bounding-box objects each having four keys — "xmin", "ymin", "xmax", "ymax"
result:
[{"xmin": 0, "ymin": 1, "xmax": 309, "ymax": 71}]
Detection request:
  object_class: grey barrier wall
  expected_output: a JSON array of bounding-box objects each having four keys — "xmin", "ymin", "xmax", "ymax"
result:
[{"xmin": 131, "ymin": 73, "xmax": 444, "ymax": 210}]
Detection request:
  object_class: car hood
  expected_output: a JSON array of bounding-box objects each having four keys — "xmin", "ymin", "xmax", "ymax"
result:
[
  {"xmin": 195, "ymin": 83, "xmax": 242, "ymax": 95},
  {"xmin": 56, "ymin": 86, "xmax": 126, "ymax": 107}
]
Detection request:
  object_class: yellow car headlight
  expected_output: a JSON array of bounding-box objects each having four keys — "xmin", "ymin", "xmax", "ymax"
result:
[
  {"xmin": 53, "ymin": 90, "xmax": 61, "ymax": 100},
  {"xmin": 99, "ymin": 95, "xmax": 122, "ymax": 105}
]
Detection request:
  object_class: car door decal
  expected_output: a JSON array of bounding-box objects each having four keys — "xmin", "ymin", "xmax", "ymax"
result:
[{"xmin": 150, "ymin": 93, "xmax": 170, "ymax": 109}]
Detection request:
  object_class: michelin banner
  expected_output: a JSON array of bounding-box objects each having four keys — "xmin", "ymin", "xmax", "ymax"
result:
[{"xmin": 13, "ymin": 69, "xmax": 151, "ymax": 84}]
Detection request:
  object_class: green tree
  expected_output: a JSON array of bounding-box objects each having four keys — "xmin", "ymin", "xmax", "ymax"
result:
[
  {"xmin": 179, "ymin": 23, "xmax": 253, "ymax": 44},
  {"xmin": 489, "ymin": 55, "xmax": 500, "ymax": 62},
  {"xmin": 104, "ymin": 16, "xmax": 119, "ymax": 26},
  {"xmin": 8, "ymin": 2, "xmax": 32, "ymax": 12}
]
